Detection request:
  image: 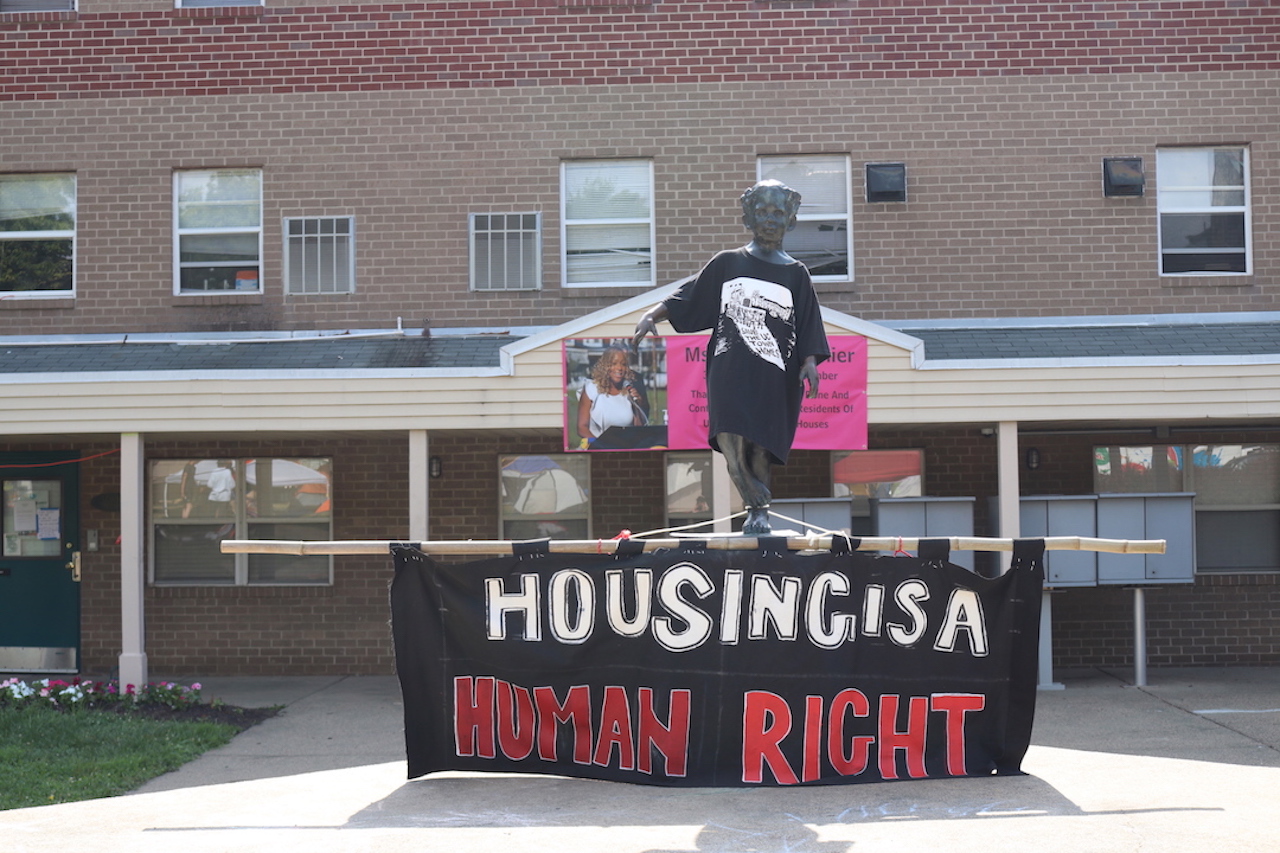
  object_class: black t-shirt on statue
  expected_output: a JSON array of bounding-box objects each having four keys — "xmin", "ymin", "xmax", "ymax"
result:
[{"xmin": 664, "ymin": 248, "xmax": 830, "ymax": 464}]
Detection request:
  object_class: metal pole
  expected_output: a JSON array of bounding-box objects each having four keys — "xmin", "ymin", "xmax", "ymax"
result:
[
  {"xmin": 1038, "ymin": 590, "xmax": 1064, "ymax": 690},
  {"xmin": 1133, "ymin": 587, "xmax": 1148, "ymax": 687}
]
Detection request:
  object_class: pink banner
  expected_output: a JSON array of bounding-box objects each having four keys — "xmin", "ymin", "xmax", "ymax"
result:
[{"xmin": 666, "ymin": 335, "xmax": 868, "ymax": 451}]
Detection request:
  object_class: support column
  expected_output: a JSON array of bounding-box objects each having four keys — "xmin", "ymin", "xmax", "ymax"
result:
[
  {"xmin": 408, "ymin": 429, "xmax": 429, "ymax": 542},
  {"xmin": 118, "ymin": 432, "xmax": 147, "ymax": 688},
  {"xmin": 996, "ymin": 421, "xmax": 1021, "ymax": 573}
]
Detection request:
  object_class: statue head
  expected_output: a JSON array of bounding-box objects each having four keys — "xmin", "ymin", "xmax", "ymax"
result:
[{"xmin": 740, "ymin": 180, "xmax": 802, "ymax": 232}]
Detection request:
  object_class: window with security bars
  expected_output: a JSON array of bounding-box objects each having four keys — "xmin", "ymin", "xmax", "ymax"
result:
[
  {"xmin": 285, "ymin": 216, "xmax": 354, "ymax": 295},
  {"xmin": 470, "ymin": 213, "xmax": 541, "ymax": 291}
]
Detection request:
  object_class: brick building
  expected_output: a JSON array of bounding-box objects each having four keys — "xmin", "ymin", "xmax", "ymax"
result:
[{"xmin": 1, "ymin": 0, "xmax": 1278, "ymax": 680}]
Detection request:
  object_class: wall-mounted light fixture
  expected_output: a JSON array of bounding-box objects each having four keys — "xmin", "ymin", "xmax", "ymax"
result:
[
  {"xmin": 1102, "ymin": 157, "xmax": 1144, "ymax": 197},
  {"xmin": 429, "ymin": 456, "xmax": 443, "ymax": 479},
  {"xmin": 1025, "ymin": 448, "xmax": 1041, "ymax": 470},
  {"xmin": 866, "ymin": 162, "xmax": 907, "ymax": 203}
]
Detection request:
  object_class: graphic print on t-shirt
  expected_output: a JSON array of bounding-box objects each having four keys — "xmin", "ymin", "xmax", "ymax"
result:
[{"xmin": 714, "ymin": 276, "xmax": 795, "ymax": 371}]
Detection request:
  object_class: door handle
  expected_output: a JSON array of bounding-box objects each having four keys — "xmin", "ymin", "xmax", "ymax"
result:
[{"xmin": 65, "ymin": 551, "xmax": 81, "ymax": 583}]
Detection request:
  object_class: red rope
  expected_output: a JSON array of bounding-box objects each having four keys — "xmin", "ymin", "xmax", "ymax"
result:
[{"xmin": 0, "ymin": 448, "xmax": 121, "ymax": 468}]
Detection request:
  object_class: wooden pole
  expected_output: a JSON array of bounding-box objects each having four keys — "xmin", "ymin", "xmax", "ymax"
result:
[{"xmin": 221, "ymin": 535, "xmax": 1166, "ymax": 557}]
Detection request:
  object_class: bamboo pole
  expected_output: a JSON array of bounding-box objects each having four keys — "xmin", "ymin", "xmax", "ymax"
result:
[{"xmin": 220, "ymin": 535, "xmax": 1165, "ymax": 557}]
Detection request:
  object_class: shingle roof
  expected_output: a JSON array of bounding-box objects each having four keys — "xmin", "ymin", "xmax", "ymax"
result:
[
  {"xmin": 5, "ymin": 316, "xmax": 1279, "ymax": 375},
  {"xmin": 0, "ymin": 334, "xmax": 522, "ymax": 374},
  {"xmin": 890, "ymin": 319, "xmax": 1280, "ymax": 361}
]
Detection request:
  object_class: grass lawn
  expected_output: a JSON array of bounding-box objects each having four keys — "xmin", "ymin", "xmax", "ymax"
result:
[{"xmin": 0, "ymin": 705, "xmax": 239, "ymax": 810}]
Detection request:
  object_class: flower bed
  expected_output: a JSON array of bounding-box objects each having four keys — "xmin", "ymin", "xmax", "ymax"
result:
[
  {"xmin": 1, "ymin": 677, "xmax": 204, "ymax": 712},
  {"xmin": 0, "ymin": 677, "xmax": 277, "ymax": 729}
]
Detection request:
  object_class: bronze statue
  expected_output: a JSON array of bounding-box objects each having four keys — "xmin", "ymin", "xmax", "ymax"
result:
[{"xmin": 634, "ymin": 180, "xmax": 829, "ymax": 535}]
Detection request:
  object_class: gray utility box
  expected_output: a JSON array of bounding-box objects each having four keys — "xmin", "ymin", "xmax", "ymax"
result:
[
  {"xmin": 870, "ymin": 497, "xmax": 976, "ymax": 570},
  {"xmin": 1096, "ymin": 493, "xmax": 1196, "ymax": 584},
  {"xmin": 772, "ymin": 497, "xmax": 852, "ymax": 537},
  {"xmin": 1018, "ymin": 495, "xmax": 1099, "ymax": 587},
  {"xmin": 1018, "ymin": 493, "xmax": 1195, "ymax": 587}
]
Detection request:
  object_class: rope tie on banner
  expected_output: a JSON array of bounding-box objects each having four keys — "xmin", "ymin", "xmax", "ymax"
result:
[
  {"xmin": 917, "ymin": 538, "xmax": 952, "ymax": 566},
  {"xmin": 894, "ymin": 537, "xmax": 911, "ymax": 557},
  {"xmin": 512, "ymin": 538, "xmax": 551, "ymax": 561}
]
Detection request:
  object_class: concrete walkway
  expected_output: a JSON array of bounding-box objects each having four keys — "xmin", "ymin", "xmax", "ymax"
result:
[{"xmin": 3, "ymin": 667, "xmax": 1279, "ymax": 852}]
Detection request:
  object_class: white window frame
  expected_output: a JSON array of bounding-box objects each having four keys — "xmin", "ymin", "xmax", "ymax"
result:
[
  {"xmin": 499, "ymin": 454, "xmax": 591, "ymax": 540},
  {"xmin": 149, "ymin": 457, "xmax": 333, "ymax": 587},
  {"xmin": 664, "ymin": 450, "xmax": 743, "ymax": 530},
  {"xmin": 758, "ymin": 154, "xmax": 853, "ymax": 282},
  {"xmin": 470, "ymin": 212, "xmax": 542, "ymax": 292},
  {"xmin": 1157, "ymin": 146, "xmax": 1251, "ymax": 276},
  {"xmin": 0, "ymin": 0, "xmax": 75, "ymax": 11},
  {"xmin": 560, "ymin": 159, "xmax": 655, "ymax": 289},
  {"xmin": 284, "ymin": 215, "xmax": 355, "ymax": 295},
  {"xmin": 0, "ymin": 172, "xmax": 76, "ymax": 298},
  {"xmin": 173, "ymin": 168, "xmax": 263, "ymax": 295}
]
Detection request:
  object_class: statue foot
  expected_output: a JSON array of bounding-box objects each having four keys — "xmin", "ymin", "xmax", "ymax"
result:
[{"xmin": 742, "ymin": 507, "xmax": 772, "ymax": 536}]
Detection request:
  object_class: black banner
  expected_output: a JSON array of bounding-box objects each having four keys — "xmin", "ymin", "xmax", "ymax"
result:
[{"xmin": 391, "ymin": 539, "xmax": 1044, "ymax": 787}]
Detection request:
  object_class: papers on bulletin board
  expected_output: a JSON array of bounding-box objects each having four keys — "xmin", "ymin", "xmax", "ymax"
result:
[
  {"xmin": 37, "ymin": 508, "xmax": 61, "ymax": 541},
  {"xmin": 12, "ymin": 499, "xmax": 38, "ymax": 533}
]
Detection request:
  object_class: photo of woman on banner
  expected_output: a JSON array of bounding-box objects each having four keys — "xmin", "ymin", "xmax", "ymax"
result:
[
  {"xmin": 566, "ymin": 340, "xmax": 665, "ymax": 450},
  {"xmin": 634, "ymin": 180, "xmax": 829, "ymax": 534}
]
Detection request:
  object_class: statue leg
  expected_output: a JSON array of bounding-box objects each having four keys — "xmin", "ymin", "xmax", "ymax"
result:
[{"xmin": 715, "ymin": 433, "xmax": 773, "ymax": 535}]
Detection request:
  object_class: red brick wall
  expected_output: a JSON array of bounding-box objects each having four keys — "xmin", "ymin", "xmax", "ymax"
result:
[
  {"xmin": 1052, "ymin": 574, "xmax": 1280, "ymax": 668},
  {"xmin": 3, "ymin": 1, "xmax": 1277, "ymax": 101},
  {"xmin": 0, "ymin": 1, "xmax": 1277, "ymax": 335},
  {"xmin": 71, "ymin": 435, "xmax": 408, "ymax": 676}
]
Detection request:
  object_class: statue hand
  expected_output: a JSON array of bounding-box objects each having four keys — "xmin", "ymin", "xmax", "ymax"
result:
[
  {"xmin": 632, "ymin": 318, "xmax": 657, "ymax": 349},
  {"xmin": 632, "ymin": 303, "xmax": 668, "ymax": 350},
  {"xmin": 800, "ymin": 357, "xmax": 820, "ymax": 398}
]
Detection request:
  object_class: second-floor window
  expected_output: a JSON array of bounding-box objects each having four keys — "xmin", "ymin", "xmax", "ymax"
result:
[
  {"xmin": 0, "ymin": 173, "xmax": 75, "ymax": 297},
  {"xmin": 471, "ymin": 213, "xmax": 541, "ymax": 291},
  {"xmin": 758, "ymin": 154, "xmax": 852, "ymax": 281},
  {"xmin": 1157, "ymin": 147, "xmax": 1250, "ymax": 275},
  {"xmin": 561, "ymin": 160, "xmax": 654, "ymax": 288},
  {"xmin": 174, "ymin": 168, "xmax": 263, "ymax": 294},
  {"xmin": 285, "ymin": 216, "xmax": 354, "ymax": 294}
]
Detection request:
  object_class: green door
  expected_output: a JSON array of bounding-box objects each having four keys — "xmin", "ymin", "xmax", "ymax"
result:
[{"xmin": 0, "ymin": 452, "xmax": 81, "ymax": 673}]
